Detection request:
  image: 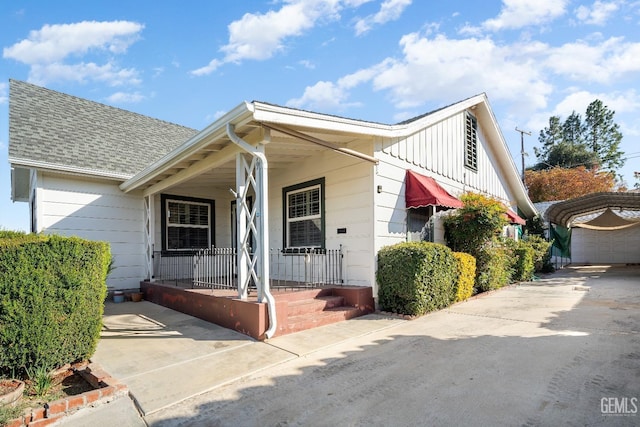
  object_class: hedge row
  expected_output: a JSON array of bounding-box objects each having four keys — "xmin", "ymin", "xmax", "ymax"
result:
[
  {"xmin": 0, "ymin": 232, "xmax": 110, "ymax": 375},
  {"xmin": 377, "ymin": 242, "xmax": 469, "ymax": 316}
]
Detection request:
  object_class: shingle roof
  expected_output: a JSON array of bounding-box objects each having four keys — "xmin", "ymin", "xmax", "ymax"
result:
[{"xmin": 8, "ymin": 80, "xmax": 198, "ymax": 178}]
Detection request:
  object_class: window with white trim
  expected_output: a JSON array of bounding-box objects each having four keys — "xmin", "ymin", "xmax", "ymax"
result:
[
  {"xmin": 283, "ymin": 178, "xmax": 325, "ymax": 249},
  {"xmin": 161, "ymin": 195, "xmax": 214, "ymax": 250},
  {"xmin": 465, "ymin": 112, "xmax": 478, "ymax": 171}
]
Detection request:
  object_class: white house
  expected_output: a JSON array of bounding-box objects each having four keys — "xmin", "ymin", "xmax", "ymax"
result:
[{"xmin": 9, "ymin": 80, "xmax": 535, "ymax": 303}]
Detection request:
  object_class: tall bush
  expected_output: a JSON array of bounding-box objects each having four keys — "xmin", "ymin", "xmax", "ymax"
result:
[
  {"xmin": 0, "ymin": 233, "xmax": 110, "ymax": 375},
  {"xmin": 444, "ymin": 193, "xmax": 508, "ymax": 254},
  {"xmin": 377, "ymin": 242, "xmax": 457, "ymax": 316},
  {"xmin": 452, "ymin": 252, "xmax": 476, "ymax": 302},
  {"xmin": 474, "ymin": 239, "xmax": 513, "ymax": 292}
]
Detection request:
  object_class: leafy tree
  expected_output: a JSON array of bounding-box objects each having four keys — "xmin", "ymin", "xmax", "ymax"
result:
[
  {"xmin": 543, "ymin": 142, "xmax": 599, "ymax": 169},
  {"xmin": 534, "ymin": 100, "xmax": 625, "ymax": 174},
  {"xmin": 584, "ymin": 99, "xmax": 624, "ymax": 171},
  {"xmin": 524, "ymin": 166, "xmax": 615, "ymax": 202}
]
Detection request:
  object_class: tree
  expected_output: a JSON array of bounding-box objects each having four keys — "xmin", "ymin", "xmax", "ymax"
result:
[
  {"xmin": 524, "ymin": 166, "xmax": 616, "ymax": 202},
  {"xmin": 542, "ymin": 142, "xmax": 599, "ymax": 170},
  {"xmin": 534, "ymin": 115, "xmax": 563, "ymax": 160},
  {"xmin": 584, "ymin": 99, "xmax": 624, "ymax": 171},
  {"xmin": 534, "ymin": 100, "xmax": 625, "ymax": 174}
]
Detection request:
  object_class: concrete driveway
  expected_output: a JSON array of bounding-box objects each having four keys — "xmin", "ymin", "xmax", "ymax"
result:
[
  {"xmin": 143, "ymin": 265, "xmax": 640, "ymax": 426},
  {"xmin": 61, "ymin": 265, "xmax": 639, "ymax": 426}
]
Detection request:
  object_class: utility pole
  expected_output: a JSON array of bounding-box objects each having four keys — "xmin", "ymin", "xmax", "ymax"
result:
[{"xmin": 515, "ymin": 127, "xmax": 531, "ymax": 183}]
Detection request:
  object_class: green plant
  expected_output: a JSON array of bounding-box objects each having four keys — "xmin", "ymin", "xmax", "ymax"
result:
[
  {"xmin": 444, "ymin": 193, "xmax": 508, "ymax": 255},
  {"xmin": 377, "ymin": 242, "xmax": 457, "ymax": 316},
  {"xmin": 513, "ymin": 243, "xmax": 535, "ymax": 282},
  {"xmin": 0, "ymin": 403, "xmax": 23, "ymax": 426},
  {"xmin": 0, "ymin": 234, "xmax": 110, "ymax": 376},
  {"xmin": 526, "ymin": 235, "xmax": 554, "ymax": 273},
  {"xmin": 452, "ymin": 252, "xmax": 476, "ymax": 302},
  {"xmin": 26, "ymin": 366, "xmax": 53, "ymax": 397},
  {"xmin": 475, "ymin": 240, "xmax": 513, "ymax": 293}
]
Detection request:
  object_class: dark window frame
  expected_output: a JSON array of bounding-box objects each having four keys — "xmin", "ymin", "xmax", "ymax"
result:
[
  {"xmin": 282, "ymin": 177, "xmax": 325, "ymax": 250},
  {"xmin": 464, "ymin": 112, "xmax": 478, "ymax": 171},
  {"xmin": 160, "ymin": 194, "xmax": 215, "ymax": 251}
]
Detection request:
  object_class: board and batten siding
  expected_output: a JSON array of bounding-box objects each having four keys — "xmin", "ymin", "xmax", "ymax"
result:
[
  {"xmin": 268, "ymin": 139, "xmax": 375, "ymax": 288},
  {"xmin": 34, "ymin": 172, "xmax": 146, "ymax": 290},
  {"xmin": 374, "ymin": 110, "xmax": 512, "ymax": 253}
]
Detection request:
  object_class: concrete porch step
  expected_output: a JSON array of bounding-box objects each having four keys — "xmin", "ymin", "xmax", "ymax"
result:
[
  {"xmin": 272, "ymin": 287, "xmax": 334, "ymax": 303},
  {"xmin": 287, "ymin": 295, "xmax": 345, "ymax": 317},
  {"xmin": 284, "ymin": 306, "xmax": 363, "ymax": 334}
]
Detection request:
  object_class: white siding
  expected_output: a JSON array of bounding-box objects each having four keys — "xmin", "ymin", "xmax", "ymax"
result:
[
  {"xmin": 572, "ymin": 227, "xmax": 640, "ymax": 264},
  {"xmin": 374, "ymin": 110, "xmax": 514, "ymax": 256},
  {"xmin": 152, "ymin": 187, "xmax": 235, "ymax": 251},
  {"xmin": 269, "ymin": 140, "xmax": 375, "ymax": 288},
  {"xmin": 38, "ymin": 173, "xmax": 145, "ymax": 290}
]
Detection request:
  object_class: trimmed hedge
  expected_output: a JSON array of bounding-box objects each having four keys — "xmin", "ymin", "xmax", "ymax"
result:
[
  {"xmin": 453, "ymin": 252, "xmax": 476, "ymax": 302},
  {"xmin": 474, "ymin": 240, "xmax": 512, "ymax": 293},
  {"xmin": 0, "ymin": 232, "xmax": 110, "ymax": 375},
  {"xmin": 377, "ymin": 242, "xmax": 457, "ymax": 316},
  {"xmin": 513, "ymin": 245, "xmax": 535, "ymax": 282}
]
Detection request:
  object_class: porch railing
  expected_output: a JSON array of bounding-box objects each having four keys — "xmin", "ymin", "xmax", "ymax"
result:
[{"xmin": 152, "ymin": 246, "xmax": 343, "ymax": 290}]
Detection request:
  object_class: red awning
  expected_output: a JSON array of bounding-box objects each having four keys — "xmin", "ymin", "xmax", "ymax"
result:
[
  {"xmin": 505, "ymin": 209, "xmax": 526, "ymax": 225},
  {"xmin": 405, "ymin": 170, "xmax": 463, "ymax": 209}
]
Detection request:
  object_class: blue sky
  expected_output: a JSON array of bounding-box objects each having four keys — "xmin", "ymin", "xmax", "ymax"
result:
[{"xmin": 1, "ymin": 0, "xmax": 639, "ymax": 231}]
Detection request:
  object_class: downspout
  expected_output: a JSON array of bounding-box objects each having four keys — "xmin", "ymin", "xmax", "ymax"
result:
[{"xmin": 226, "ymin": 124, "xmax": 277, "ymax": 339}]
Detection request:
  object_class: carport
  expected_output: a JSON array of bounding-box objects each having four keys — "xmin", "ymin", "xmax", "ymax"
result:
[{"xmin": 545, "ymin": 192, "xmax": 640, "ymax": 264}]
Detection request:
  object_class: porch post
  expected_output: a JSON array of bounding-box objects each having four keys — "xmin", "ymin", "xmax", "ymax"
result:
[
  {"xmin": 236, "ymin": 153, "xmax": 249, "ymax": 300},
  {"xmin": 144, "ymin": 194, "xmax": 155, "ymax": 281},
  {"xmin": 228, "ymin": 124, "xmax": 277, "ymax": 338}
]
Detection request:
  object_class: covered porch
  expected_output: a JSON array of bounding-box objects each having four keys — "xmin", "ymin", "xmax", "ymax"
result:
[{"xmin": 119, "ymin": 103, "xmax": 379, "ymax": 338}]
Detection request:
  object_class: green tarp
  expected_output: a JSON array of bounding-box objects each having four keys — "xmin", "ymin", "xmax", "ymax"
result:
[{"xmin": 550, "ymin": 224, "xmax": 571, "ymax": 258}]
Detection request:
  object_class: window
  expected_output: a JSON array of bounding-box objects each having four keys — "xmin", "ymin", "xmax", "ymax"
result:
[
  {"xmin": 283, "ymin": 178, "xmax": 325, "ymax": 249},
  {"xmin": 161, "ymin": 194, "xmax": 214, "ymax": 250},
  {"xmin": 465, "ymin": 112, "xmax": 478, "ymax": 171},
  {"xmin": 407, "ymin": 207, "xmax": 434, "ymax": 242}
]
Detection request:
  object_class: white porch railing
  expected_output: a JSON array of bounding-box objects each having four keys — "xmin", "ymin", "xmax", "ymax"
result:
[{"xmin": 152, "ymin": 246, "xmax": 343, "ymax": 290}]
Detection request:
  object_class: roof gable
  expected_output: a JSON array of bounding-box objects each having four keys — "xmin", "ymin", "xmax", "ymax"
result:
[{"xmin": 8, "ymin": 80, "xmax": 197, "ymax": 178}]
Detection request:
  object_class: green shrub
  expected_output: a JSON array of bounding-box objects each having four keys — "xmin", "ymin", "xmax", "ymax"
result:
[
  {"xmin": 475, "ymin": 240, "xmax": 512, "ymax": 293},
  {"xmin": 444, "ymin": 193, "xmax": 508, "ymax": 254},
  {"xmin": 377, "ymin": 242, "xmax": 457, "ymax": 316},
  {"xmin": 452, "ymin": 252, "xmax": 476, "ymax": 302},
  {"xmin": 0, "ymin": 233, "xmax": 110, "ymax": 376},
  {"xmin": 524, "ymin": 234, "xmax": 553, "ymax": 273},
  {"xmin": 513, "ymin": 244, "xmax": 535, "ymax": 282}
]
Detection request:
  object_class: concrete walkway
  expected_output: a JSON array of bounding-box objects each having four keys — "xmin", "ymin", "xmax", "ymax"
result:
[{"xmin": 57, "ymin": 265, "xmax": 640, "ymax": 426}]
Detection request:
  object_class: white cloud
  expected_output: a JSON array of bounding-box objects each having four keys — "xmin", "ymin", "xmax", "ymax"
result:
[
  {"xmin": 192, "ymin": 0, "xmax": 374, "ymax": 76},
  {"xmin": 355, "ymin": 0, "xmax": 412, "ymax": 36},
  {"xmin": 544, "ymin": 37, "xmax": 640, "ymax": 84},
  {"xmin": 3, "ymin": 21, "xmax": 143, "ymax": 63},
  {"xmin": 575, "ymin": 1, "xmax": 620, "ymax": 25},
  {"xmin": 28, "ymin": 62, "xmax": 140, "ymax": 86},
  {"xmin": 3, "ymin": 20, "xmax": 144, "ymax": 86},
  {"xmin": 526, "ymin": 89, "xmax": 640, "ymax": 134},
  {"xmin": 299, "ymin": 59, "xmax": 316, "ymax": 69},
  {"xmin": 287, "ymin": 80, "xmax": 352, "ymax": 110},
  {"xmin": 106, "ymin": 91, "xmax": 145, "ymax": 103},
  {"xmin": 0, "ymin": 82, "xmax": 7, "ymax": 104},
  {"xmin": 462, "ymin": 0, "xmax": 569, "ymax": 34}
]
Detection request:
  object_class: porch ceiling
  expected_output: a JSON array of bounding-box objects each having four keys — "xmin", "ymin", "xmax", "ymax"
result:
[{"xmin": 138, "ymin": 121, "xmax": 373, "ymax": 194}]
